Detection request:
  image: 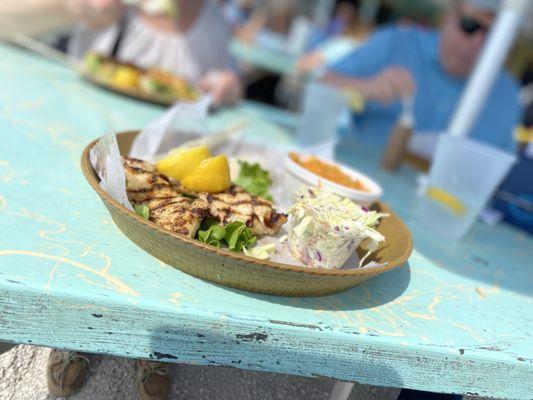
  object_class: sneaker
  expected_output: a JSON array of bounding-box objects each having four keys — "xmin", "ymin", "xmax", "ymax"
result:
[
  {"xmin": 47, "ymin": 349, "xmax": 89, "ymax": 397},
  {"xmin": 135, "ymin": 360, "xmax": 171, "ymax": 400}
]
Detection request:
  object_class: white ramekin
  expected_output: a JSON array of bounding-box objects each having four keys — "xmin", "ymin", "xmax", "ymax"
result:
[{"xmin": 282, "ymin": 154, "xmax": 383, "ymax": 207}]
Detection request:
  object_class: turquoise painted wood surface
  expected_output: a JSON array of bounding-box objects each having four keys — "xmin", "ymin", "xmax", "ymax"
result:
[
  {"xmin": 0, "ymin": 43, "xmax": 532, "ymax": 399},
  {"xmin": 230, "ymin": 39, "xmax": 296, "ymax": 75}
]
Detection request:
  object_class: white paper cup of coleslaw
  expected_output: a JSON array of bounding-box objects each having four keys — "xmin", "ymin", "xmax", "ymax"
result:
[
  {"xmin": 288, "ymin": 210, "xmax": 364, "ymax": 269},
  {"xmin": 282, "ymin": 154, "xmax": 383, "ymax": 207}
]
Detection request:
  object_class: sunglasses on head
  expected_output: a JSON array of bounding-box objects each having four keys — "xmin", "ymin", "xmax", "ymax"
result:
[{"xmin": 458, "ymin": 15, "xmax": 489, "ymax": 35}]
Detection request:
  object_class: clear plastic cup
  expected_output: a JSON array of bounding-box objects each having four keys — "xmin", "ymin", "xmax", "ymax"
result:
[
  {"xmin": 415, "ymin": 135, "xmax": 516, "ymax": 240},
  {"xmin": 296, "ymin": 82, "xmax": 346, "ymax": 153}
]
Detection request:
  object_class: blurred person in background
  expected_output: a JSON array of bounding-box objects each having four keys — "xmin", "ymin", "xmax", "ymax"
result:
[
  {"xmin": 219, "ymin": 0, "xmax": 256, "ymax": 31},
  {"xmin": 234, "ymin": 0, "xmax": 300, "ymax": 44},
  {"xmin": 322, "ymin": 0, "xmax": 522, "ymax": 153},
  {"xmin": 234, "ymin": 0, "xmax": 302, "ymax": 105},
  {"xmin": 308, "ymin": 0, "xmax": 364, "ymax": 47},
  {"xmin": 297, "ymin": 0, "xmax": 372, "ymax": 75},
  {"xmin": 0, "ymin": 0, "xmax": 241, "ymax": 106}
]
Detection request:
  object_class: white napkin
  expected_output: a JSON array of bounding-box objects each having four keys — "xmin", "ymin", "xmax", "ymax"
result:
[
  {"xmin": 129, "ymin": 95, "xmax": 212, "ymax": 160},
  {"xmin": 89, "ymin": 133, "xmax": 133, "ymax": 211}
]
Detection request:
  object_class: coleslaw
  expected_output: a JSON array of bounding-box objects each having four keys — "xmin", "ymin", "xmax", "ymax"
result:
[{"xmin": 287, "ymin": 186, "xmax": 388, "ymax": 269}]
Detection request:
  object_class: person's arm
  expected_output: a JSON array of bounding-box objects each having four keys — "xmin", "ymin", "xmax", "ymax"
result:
[
  {"xmin": 321, "ymin": 26, "xmax": 416, "ymax": 104},
  {"xmin": 198, "ymin": 70, "xmax": 243, "ymax": 106},
  {"xmin": 323, "ymin": 67, "xmax": 415, "ymax": 104},
  {"xmin": 0, "ymin": 0, "xmax": 74, "ymax": 37},
  {"xmin": 0, "ymin": 0, "xmax": 123, "ymax": 37},
  {"xmin": 67, "ymin": 0, "xmax": 124, "ymax": 30},
  {"xmin": 235, "ymin": 11, "xmax": 267, "ymax": 43}
]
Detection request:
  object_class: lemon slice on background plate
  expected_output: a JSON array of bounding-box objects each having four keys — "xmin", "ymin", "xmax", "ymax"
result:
[{"xmin": 426, "ymin": 186, "xmax": 467, "ymax": 215}]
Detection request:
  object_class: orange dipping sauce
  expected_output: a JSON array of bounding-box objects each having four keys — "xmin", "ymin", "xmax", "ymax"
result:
[{"xmin": 289, "ymin": 153, "xmax": 368, "ymax": 192}]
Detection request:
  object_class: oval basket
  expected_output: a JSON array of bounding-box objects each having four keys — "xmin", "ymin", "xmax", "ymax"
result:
[{"xmin": 81, "ymin": 131, "xmax": 413, "ymax": 297}]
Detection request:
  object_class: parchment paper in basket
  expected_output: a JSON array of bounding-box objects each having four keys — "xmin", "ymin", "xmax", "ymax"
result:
[
  {"xmin": 89, "ymin": 133, "xmax": 133, "ymax": 211},
  {"xmin": 129, "ymin": 95, "xmax": 212, "ymax": 160}
]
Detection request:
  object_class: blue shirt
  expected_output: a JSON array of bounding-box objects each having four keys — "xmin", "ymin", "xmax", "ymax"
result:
[{"xmin": 330, "ymin": 25, "xmax": 521, "ymax": 151}]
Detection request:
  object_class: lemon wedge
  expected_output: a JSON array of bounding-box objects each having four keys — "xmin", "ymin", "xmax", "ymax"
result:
[
  {"xmin": 181, "ymin": 155, "xmax": 231, "ymax": 193},
  {"xmin": 156, "ymin": 146, "xmax": 211, "ymax": 181}
]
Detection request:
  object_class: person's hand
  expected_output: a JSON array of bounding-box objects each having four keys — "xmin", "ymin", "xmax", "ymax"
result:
[
  {"xmin": 296, "ymin": 52, "xmax": 325, "ymax": 74},
  {"xmin": 198, "ymin": 71, "xmax": 242, "ymax": 107},
  {"xmin": 235, "ymin": 12, "xmax": 266, "ymax": 43},
  {"xmin": 360, "ymin": 66, "xmax": 415, "ymax": 103},
  {"xmin": 68, "ymin": 0, "xmax": 124, "ymax": 29}
]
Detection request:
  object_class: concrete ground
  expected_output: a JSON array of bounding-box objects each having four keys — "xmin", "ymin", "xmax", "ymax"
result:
[{"xmin": 0, "ymin": 345, "xmax": 495, "ymax": 400}]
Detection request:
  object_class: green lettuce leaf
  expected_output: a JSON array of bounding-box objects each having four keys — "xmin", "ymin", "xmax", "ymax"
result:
[
  {"xmin": 234, "ymin": 161, "xmax": 273, "ymax": 201},
  {"xmin": 133, "ymin": 203, "xmax": 150, "ymax": 220},
  {"xmin": 196, "ymin": 220, "xmax": 256, "ymax": 253},
  {"xmin": 197, "ymin": 219, "xmax": 226, "ymax": 247}
]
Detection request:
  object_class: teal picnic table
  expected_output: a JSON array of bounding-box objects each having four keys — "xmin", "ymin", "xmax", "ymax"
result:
[
  {"xmin": 0, "ymin": 43, "xmax": 532, "ymax": 399},
  {"xmin": 230, "ymin": 39, "xmax": 297, "ymax": 75}
]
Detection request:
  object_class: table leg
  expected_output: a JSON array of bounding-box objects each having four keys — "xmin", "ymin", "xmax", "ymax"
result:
[
  {"xmin": 0, "ymin": 341, "xmax": 16, "ymax": 356},
  {"xmin": 328, "ymin": 382, "xmax": 355, "ymax": 400}
]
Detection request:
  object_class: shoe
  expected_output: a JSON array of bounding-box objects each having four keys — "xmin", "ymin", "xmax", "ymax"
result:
[
  {"xmin": 47, "ymin": 349, "xmax": 89, "ymax": 397},
  {"xmin": 135, "ymin": 360, "xmax": 171, "ymax": 400}
]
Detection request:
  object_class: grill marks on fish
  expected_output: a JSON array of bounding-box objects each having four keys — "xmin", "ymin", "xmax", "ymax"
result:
[
  {"xmin": 122, "ymin": 158, "xmax": 287, "ymax": 238},
  {"xmin": 147, "ymin": 197, "xmax": 207, "ymax": 238},
  {"xmin": 122, "ymin": 157, "xmax": 207, "ymax": 238},
  {"xmin": 123, "ymin": 157, "xmax": 176, "ymax": 203},
  {"xmin": 199, "ymin": 186, "xmax": 287, "ymax": 236}
]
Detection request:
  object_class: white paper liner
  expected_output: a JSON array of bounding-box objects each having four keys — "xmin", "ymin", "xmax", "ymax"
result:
[
  {"xmin": 129, "ymin": 95, "xmax": 213, "ymax": 159},
  {"xmin": 89, "ymin": 133, "xmax": 133, "ymax": 211}
]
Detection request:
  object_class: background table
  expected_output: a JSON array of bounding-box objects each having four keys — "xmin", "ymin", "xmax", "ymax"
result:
[
  {"xmin": 230, "ymin": 39, "xmax": 297, "ymax": 75},
  {"xmin": 0, "ymin": 43, "xmax": 532, "ymax": 399}
]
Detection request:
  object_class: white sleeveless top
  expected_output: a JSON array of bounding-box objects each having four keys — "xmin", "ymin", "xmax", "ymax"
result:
[{"xmin": 68, "ymin": 0, "xmax": 231, "ymax": 82}]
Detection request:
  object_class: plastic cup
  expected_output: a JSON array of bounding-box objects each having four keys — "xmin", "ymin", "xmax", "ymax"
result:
[
  {"xmin": 296, "ymin": 81, "xmax": 346, "ymax": 156},
  {"xmin": 415, "ymin": 135, "xmax": 516, "ymax": 240}
]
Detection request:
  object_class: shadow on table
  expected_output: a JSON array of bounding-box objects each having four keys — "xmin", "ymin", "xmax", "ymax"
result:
[
  {"xmin": 208, "ymin": 263, "xmax": 411, "ymax": 312},
  {"xmin": 410, "ymin": 223, "xmax": 533, "ymax": 298}
]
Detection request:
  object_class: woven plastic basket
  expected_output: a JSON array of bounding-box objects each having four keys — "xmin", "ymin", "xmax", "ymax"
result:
[{"xmin": 81, "ymin": 131, "xmax": 413, "ymax": 296}]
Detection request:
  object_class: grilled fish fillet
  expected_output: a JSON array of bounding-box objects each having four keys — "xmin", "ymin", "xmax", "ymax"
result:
[
  {"xmin": 122, "ymin": 157, "xmax": 208, "ymax": 238},
  {"xmin": 198, "ymin": 185, "xmax": 287, "ymax": 236},
  {"xmin": 146, "ymin": 197, "xmax": 207, "ymax": 238},
  {"xmin": 123, "ymin": 157, "xmax": 177, "ymax": 203}
]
